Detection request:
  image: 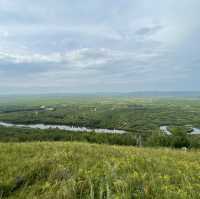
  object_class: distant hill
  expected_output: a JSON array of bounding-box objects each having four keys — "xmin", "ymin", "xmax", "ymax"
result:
[
  {"xmin": 1, "ymin": 91, "xmax": 200, "ymax": 98},
  {"xmin": 126, "ymin": 91, "xmax": 200, "ymax": 98}
]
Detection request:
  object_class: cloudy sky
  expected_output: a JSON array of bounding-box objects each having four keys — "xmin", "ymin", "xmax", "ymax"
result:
[{"xmin": 0, "ymin": 0, "xmax": 199, "ymax": 94}]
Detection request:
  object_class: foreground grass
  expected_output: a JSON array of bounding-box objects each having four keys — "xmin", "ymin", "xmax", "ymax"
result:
[{"xmin": 0, "ymin": 142, "xmax": 200, "ymax": 199}]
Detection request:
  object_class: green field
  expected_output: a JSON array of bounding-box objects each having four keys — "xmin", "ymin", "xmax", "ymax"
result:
[{"xmin": 0, "ymin": 142, "xmax": 200, "ymax": 199}]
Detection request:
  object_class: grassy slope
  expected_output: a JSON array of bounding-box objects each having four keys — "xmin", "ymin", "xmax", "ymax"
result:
[{"xmin": 0, "ymin": 142, "xmax": 200, "ymax": 199}]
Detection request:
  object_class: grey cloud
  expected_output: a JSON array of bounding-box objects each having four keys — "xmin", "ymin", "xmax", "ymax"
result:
[
  {"xmin": 135, "ymin": 25, "xmax": 163, "ymax": 36},
  {"xmin": 0, "ymin": 0, "xmax": 200, "ymax": 93}
]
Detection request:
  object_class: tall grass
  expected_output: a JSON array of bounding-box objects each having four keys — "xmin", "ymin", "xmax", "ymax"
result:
[{"xmin": 0, "ymin": 142, "xmax": 200, "ymax": 198}]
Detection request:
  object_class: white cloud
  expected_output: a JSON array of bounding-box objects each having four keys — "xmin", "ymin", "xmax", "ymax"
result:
[{"xmin": 0, "ymin": 47, "xmax": 161, "ymax": 66}]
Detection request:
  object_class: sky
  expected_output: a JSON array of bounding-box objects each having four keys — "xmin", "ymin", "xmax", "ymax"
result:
[{"xmin": 0, "ymin": 0, "xmax": 200, "ymax": 94}]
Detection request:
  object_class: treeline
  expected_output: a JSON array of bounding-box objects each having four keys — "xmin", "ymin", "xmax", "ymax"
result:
[
  {"xmin": 0, "ymin": 126, "xmax": 199, "ymax": 148},
  {"xmin": 0, "ymin": 126, "xmax": 137, "ymax": 146},
  {"xmin": 147, "ymin": 127, "xmax": 200, "ymax": 148}
]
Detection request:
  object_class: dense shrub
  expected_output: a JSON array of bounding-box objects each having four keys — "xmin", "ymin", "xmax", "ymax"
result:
[
  {"xmin": 0, "ymin": 126, "xmax": 137, "ymax": 146},
  {"xmin": 146, "ymin": 128, "xmax": 198, "ymax": 148},
  {"xmin": 0, "ymin": 126, "xmax": 199, "ymax": 148}
]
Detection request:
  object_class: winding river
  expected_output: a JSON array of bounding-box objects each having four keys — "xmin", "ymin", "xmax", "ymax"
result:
[
  {"xmin": 0, "ymin": 121, "xmax": 127, "ymax": 134},
  {"xmin": 160, "ymin": 126, "xmax": 200, "ymax": 135},
  {"xmin": 1, "ymin": 121, "xmax": 199, "ymax": 135}
]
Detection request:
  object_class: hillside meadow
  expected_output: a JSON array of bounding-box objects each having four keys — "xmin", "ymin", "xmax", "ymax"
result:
[{"xmin": 0, "ymin": 142, "xmax": 200, "ymax": 199}]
